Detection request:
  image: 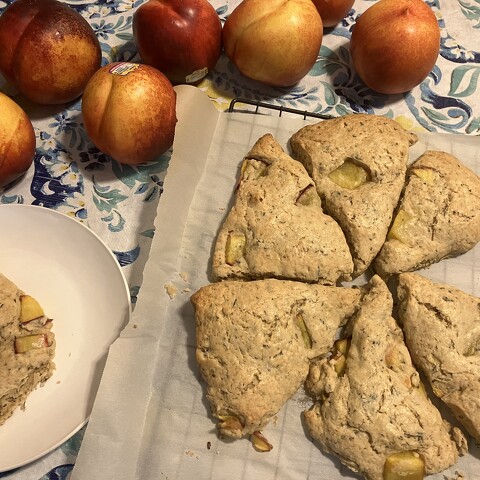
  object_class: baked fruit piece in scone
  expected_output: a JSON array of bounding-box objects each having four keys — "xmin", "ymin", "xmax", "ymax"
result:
[
  {"xmin": 0, "ymin": 273, "xmax": 55, "ymax": 426},
  {"xmin": 212, "ymin": 133, "xmax": 354, "ymax": 285},
  {"xmin": 191, "ymin": 278, "xmax": 362, "ymax": 439},
  {"xmin": 374, "ymin": 150, "xmax": 480, "ymax": 277},
  {"xmin": 397, "ymin": 272, "xmax": 480, "ymax": 442},
  {"xmin": 304, "ymin": 275, "xmax": 465, "ymax": 480},
  {"xmin": 289, "ymin": 114, "xmax": 418, "ymax": 278}
]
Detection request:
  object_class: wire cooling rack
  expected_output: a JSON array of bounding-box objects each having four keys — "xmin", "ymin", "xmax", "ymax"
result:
[{"xmin": 228, "ymin": 97, "xmax": 334, "ymax": 120}]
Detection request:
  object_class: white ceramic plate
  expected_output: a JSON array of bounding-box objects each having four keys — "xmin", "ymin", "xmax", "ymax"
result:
[{"xmin": 0, "ymin": 204, "xmax": 131, "ymax": 472}]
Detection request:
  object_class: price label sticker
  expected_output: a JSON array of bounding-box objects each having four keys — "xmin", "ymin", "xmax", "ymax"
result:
[
  {"xmin": 109, "ymin": 62, "xmax": 140, "ymax": 76},
  {"xmin": 186, "ymin": 67, "xmax": 208, "ymax": 84}
]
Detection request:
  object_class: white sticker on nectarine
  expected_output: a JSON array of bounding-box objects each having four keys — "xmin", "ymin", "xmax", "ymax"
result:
[
  {"xmin": 109, "ymin": 62, "xmax": 140, "ymax": 76},
  {"xmin": 186, "ymin": 68, "xmax": 208, "ymax": 84}
]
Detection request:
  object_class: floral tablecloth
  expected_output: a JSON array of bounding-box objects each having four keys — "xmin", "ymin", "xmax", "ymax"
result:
[{"xmin": 1, "ymin": 0, "xmax": 479, "ymax": 478}]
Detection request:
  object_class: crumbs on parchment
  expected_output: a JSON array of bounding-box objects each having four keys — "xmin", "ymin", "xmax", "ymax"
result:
[
  {"xmin": 444, "ymin": 472, "xmax": 466, "ymax": 480},
  {"xmin": 164, "ymin": 282, "xmax": 178, "ymax": 299},
  {"xmin": 179, "ymin": 271, "xmax": 189, "ymax": 283}
]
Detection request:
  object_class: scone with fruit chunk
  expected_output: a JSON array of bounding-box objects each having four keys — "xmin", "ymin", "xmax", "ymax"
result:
[
  {"xmin": 397, "ymin": 272, "xmax": 480, "ymax": 442},
  {"xmin": 191, "ymin": 278, "xmax": 362, "ymax": 440},
  {"xmin": 374, "ymin": 150, "xmax": 480, "ymax": 277},
  {"xmin": 0, "ymin": 273, "xmax": 55, "ymax": 425},
  {"xmin": 212, "ymin": 133, "xmax": 353, "ymax": 285},
  {"xmin": 290, "ymin": 114, "xmax": 417, "ymax": 278},
  {"xmin": 304, "ymin": 275, "xmax": 465, "ymax": 480}
]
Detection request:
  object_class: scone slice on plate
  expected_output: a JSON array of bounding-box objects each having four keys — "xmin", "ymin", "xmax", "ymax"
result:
[
  {"xmin": 191, "ymin": 278, "xmax": 362, "ymax": 439},
  {"xmin": 290, "ymin": 114, "xmax": 417, "ymax": 278},
  {"xmin": 0, "ymin": 273, "xmax": 56, "ymax": 426},
  {"xmin": 397, "ymin": 272, "xmax": 480, "ymax": 442},
  {"xmin": 374, "ymin": 150, "xmax": 480, "ymax": 277},
  {"xmin": 212, "ymin": 133, "xmax": 353, "ymax": 285},
  {"xmin": 304, "ymin": 275, "xmax": 465, "ymax": 480}
]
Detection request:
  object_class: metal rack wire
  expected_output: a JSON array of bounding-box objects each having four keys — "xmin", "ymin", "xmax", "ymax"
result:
[{"xmin": 228, "ymin": 97, "xmax": 334, "ymax": 120}]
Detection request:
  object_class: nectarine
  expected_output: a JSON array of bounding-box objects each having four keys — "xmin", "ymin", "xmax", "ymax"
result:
[
  {"xmin": 81, "ymin": 63, "xmax": 177, "ymax": 165},
  {"xmin": 133, "ymin": 0, "xmax": 222, "ymax": 85},
  {"xmin": 0, "ymin": 92, "xmax": 36, "ymax": 189},
  {"xmin": 350, "ymin": 0, "xmax": 440, "ymax": 94},
  {"xmin": 222, "ymin": 0, "xmax": 323, "ymax": 87},
  {"xmin": 0, "ymin": 0, "xmax": 101, "ymax": 105}
]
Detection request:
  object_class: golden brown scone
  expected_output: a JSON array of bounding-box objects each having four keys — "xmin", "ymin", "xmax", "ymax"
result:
[
  {"xmin": 191, "ymin": 278, "xmax": 362, "ymax": 438},
  {"xmin": 374, "ymin": 150, "xmax": 480, "ymax": 277},
  {"xmin": 212, "ymin": 133, "xmax": 354, "ymax": 285},
  {"xmin": 0, "ymin": 273, "xmax": 55, "ymax": 426},
  {"xmin": 304, "ymin": 275, "xmax": 465, "ymax": 480},
  {"xmin": 289, "ymin": 114, "xmax": 417, "ymax": 278},
  {"xmin": 397, "ymin": 272, "xmax": 480, "ymax": 442}
]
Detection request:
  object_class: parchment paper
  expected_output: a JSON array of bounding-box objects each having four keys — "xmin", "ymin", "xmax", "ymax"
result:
[{"xmin": 72, "ymin": 86, "xmax": 480, "ymax": 480}]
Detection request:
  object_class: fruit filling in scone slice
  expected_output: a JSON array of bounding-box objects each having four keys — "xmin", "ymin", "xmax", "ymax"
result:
[
  {"xmin": 289, "ymin": 114, "xmax": 418, "ymax": 278},
  {"xmin": 303, "ymin": 275, "xmax": 466, "ymax": 480},
  {"xmin": 191, "ymin": 278, "xmax": 362, "ymax": 447},
  {"xmin": 0, "ymin": 273, "xmax": 56, "ymax": 426},
  {"xmin": 397, "ymin": 272, "xmax": 480, "ymax": 442},
  {"xmin": 374, "ymin": 150, "xmax": 480, "ymax": 277},
  {"xmin": 212, "ymin": 133, "xmax": 353, "ymax": 285}
]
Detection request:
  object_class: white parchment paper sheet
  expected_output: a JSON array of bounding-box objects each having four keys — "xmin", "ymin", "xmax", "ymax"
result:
[{"xmin": 72, "ymin": 86, "xmax": 480, "ymax": 480}]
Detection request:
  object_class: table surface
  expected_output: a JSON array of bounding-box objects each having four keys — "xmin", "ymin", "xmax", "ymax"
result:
[{"xmin": 1, "ymin": 0, "xmax": 479, "ymax": 478}]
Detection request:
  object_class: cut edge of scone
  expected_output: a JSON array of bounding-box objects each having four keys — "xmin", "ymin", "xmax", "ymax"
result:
[
  {"xmin": 191, "ymin": 278, "xmax": 363, "ymax": 445},
  {"xmin": 0, "ymin": 273, "xmax": 56, "ymax": 426},
  {"xmin": 212, "ymin": 133, "xmax": 354, "ymax": 285},
  {"xmin": 374, "ymin": 150, "xmax": 480, "ymax": 278},
  {"xmin": 397, "ymin": 272, "xmax": 480, "ymax": 443},
  {"xmin": 303, "ymin": 275, "xmax": 465, "ymax": 480},
  {"xmin": 289, "ymin": 114, "xmax": 418, "ymax": 278}
]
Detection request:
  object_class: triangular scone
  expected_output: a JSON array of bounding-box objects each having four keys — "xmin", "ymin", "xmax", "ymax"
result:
[
  {"xmin": 374, "ymin": 151, "xmax": 480, "ymax": 277},
  {"xmin": 212, "ymin": 134, "xmax": 353, "ymax": 285},
  {"xmin": 0, "ymin": 273, "xmax": 55, "ymax": 426},
  {"xmin": 290, "ymin": 114, "xmax": 417, "ymax": 278},
  {"xmin": 304, "ymin": 275, "xmax": 465, "ymax": 480},
  {"xmin": 191, "ymin": 278, "xmax": 362, "ymax": 439},
  {"xmin": 398, "ymin": 272, "xmax": 480, "ymax": 442}
]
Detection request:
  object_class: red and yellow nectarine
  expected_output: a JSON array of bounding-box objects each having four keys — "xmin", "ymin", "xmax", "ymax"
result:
[
  {"xmin": 350, "ymin": 0, "xmax": 440, "ymax": 94},
  {"xmin": 81, "ymin": 63, "xmax": 177, "ymax": 166},
  {"xmin": 0, "ymin": 0, "xmax": 101, "ymax": 105},
  {"xmin": 222, "ymin": 0, "xmax": 323, "ymax": 87},
  {"xmin": 133, "ymin": 0, "xmax": 222, "ymax": 85},
  {"xmin": 0, "ymin": 92, "xmax": 36, "ymax": 189}
]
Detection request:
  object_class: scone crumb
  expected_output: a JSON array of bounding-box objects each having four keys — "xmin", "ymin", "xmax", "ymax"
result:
[
  {"xmin": 178, "ymin": 271, "xmax": 189, "ymax": 283},
  {"xmin": 164, "ymin": 283, "xmax": 178, "ymax": 299},
  {"xmin": 185, "ymin": 450, "xmax": 198, "ymax": 459},
  {"xmin": 444, "ymin": 472, "xmax": 466, "ymax": 480}
]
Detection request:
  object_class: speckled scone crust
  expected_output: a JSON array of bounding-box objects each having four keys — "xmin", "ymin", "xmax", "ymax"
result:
[
  {"xmin": 289, "ymin": 114, "xmax": 417, "ymax": 278},
  {"xmin": 191, "ymin": 278, "xmax": 362, "ymax": 438},
  {"xmin": 212, "ymin": 133, "xmax": 354, "ymax": 285},
  {"xmin": 398, "ymin": 272, "xmax": 480, "ymax": 442},
  {"xmin": 0, "ymin": 273, "xmax": 55, "ymax": 426},
  {"xmin": 303, "ymin": 275, "xmax": 465, "ymax": 480},
  {"xmin": 374, "ymin": 151, "xmax": 480, "ymax": 277}
]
